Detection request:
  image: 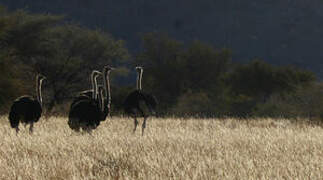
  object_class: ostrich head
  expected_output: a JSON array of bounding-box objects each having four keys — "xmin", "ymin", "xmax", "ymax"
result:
[
  {"xmin": 37, "ymin": 74, "xmax": 46, "ymax": 81},
  {"xmin": 103, "ymin": 65, "xmax": 115, "ymax": 73},
  {"xmin": 91, "ymin": 70, "xmax": 102, "ymax": 78},
  {"xmin": 135, "ymin": 66, "xmax": 143, "ymax": 74}
]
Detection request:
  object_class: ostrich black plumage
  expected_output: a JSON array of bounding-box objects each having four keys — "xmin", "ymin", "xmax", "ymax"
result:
[
  {"xmin": 123, "ymin": 66, "xmax": 157, "ymax": 136},
  {"xmin": 8, "ymin": 74, "xmax": 46, "ymax": 134},
  {"xmin": 68, "ymin": 86, "xmax": 104, "ymax": 132}
]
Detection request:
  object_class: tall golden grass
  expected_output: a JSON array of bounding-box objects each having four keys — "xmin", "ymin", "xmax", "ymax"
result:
[{"xmin": 0, "ymin": 116, "xmax": 322, "ymax": 179}]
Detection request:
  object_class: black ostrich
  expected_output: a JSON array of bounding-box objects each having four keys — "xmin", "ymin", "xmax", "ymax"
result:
[
  {"xmin": 68, "ymin": 66, "xmax": 114, "ymax": 132},
  {"xmin": 123, "ymin": 66, "xmax": 157, "ymax": 136},
  {"xmin": 8, "ymin": 74, "xmax": 46, "ymax": 134},
  {"xmin": 68, "ymin": 70, "xmax": 102, "ymax": 132}
]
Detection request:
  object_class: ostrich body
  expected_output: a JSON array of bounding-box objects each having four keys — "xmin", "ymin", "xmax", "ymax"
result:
[
  {"xmin": 68, "ymin": 86, "xmax": 104, "ymax": 132},
  {"xmin": 123, "ymin": 66, "xmax": 157, "ymax": 136},
  {"xmin": 8, "ymin": 74, "xmax": 46, "ymax": 133}
]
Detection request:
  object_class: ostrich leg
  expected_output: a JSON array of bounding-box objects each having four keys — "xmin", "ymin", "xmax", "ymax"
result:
[
  {"xmin": 133, "ymin": 115, "xmax": 138, "ymax": 133},
  {"xmin": 137, "ymin": 108, "xmax": 146, "ymax": 136},
  {"xmin": 142, "ymin": 116, "xmax": 147, "ymax": 136},
  {"xmin": 84, "ymin": 126, "xmax": 93, "ymax": 135},
  {"xmin": 29, "ymin": 122, "xmax": 34, "ymax": 134}
]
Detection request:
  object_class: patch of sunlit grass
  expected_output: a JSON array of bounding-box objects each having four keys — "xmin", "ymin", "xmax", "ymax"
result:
[{"xmin": 0, "ymin": 116, "xmax": 322, "ymax": 179}]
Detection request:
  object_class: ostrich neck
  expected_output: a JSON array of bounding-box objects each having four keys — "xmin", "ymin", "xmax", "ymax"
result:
[
  {"xmin": 36, "ymin": 78, "xmax": 43, "ymax": 106},
  {"xmin": 136, "ymin": 70, "xmax": 143, "ymax": 90},
  {"xmin": 94, "ymin": 76, "xmax": 99, "ymax": 101},
  {"xmin": 103, "ymin": 70, "xmax": 108, "ymax": 99},
  {"xmin": 99, "ymin": 89, "xmax": 104, "ymax": 112},
  {"xmin": 91, "ymin": 72, "xmax": 95, "ymax": 99},
  {"xmin": 91, "ymin": 72, "xmax": 99, "ymax": 100},
  {"xmin": 103, "ymin": 70, "xmax": 111, "ymax": 113}
]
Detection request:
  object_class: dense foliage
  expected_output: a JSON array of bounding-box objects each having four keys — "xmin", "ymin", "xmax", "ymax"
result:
[
  {"xmin": 0, "ymin": 7, "xmax": 129, "ymax": 113},
  {"xmin": 134, "ymin": 32, "xmax": 319, "ymax": 120},
  {"xmin": 0, "ymin": 7, "xmax": 322, "ymax": 121}
]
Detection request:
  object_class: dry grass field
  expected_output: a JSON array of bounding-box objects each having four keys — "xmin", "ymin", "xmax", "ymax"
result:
[{"xmin": 0, "ymin": 116, "xmax": 322, "ymax": 179}]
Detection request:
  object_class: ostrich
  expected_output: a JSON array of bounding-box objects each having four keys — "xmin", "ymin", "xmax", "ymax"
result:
[
  {"xmin": 68, "ymin": 70, "xmax": 102, "ymax": 132},
  {"xmin": 8, "ymin": 74, "xmax": 46, "ymax": 134},
  {"xmin": 68, "ymin": 66, "xmax": 114, "ymax": 132},
  {"xmin": 123, "ymin": 66, "xmax": 157, "ymax": 136}
]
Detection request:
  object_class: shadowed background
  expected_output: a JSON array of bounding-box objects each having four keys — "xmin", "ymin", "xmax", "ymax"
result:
[{"xmin": 1, "ymin": 0, "xmax": 323, "ymax": 78}]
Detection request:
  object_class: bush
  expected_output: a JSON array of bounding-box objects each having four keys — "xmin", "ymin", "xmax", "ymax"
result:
[
  {"xmin": 172, "ymin": 91, "xmax": 214, "ymax": 117},
  {"xmin": 253, "ymin": 83, "xmax": 323, "ymax": 121}
]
